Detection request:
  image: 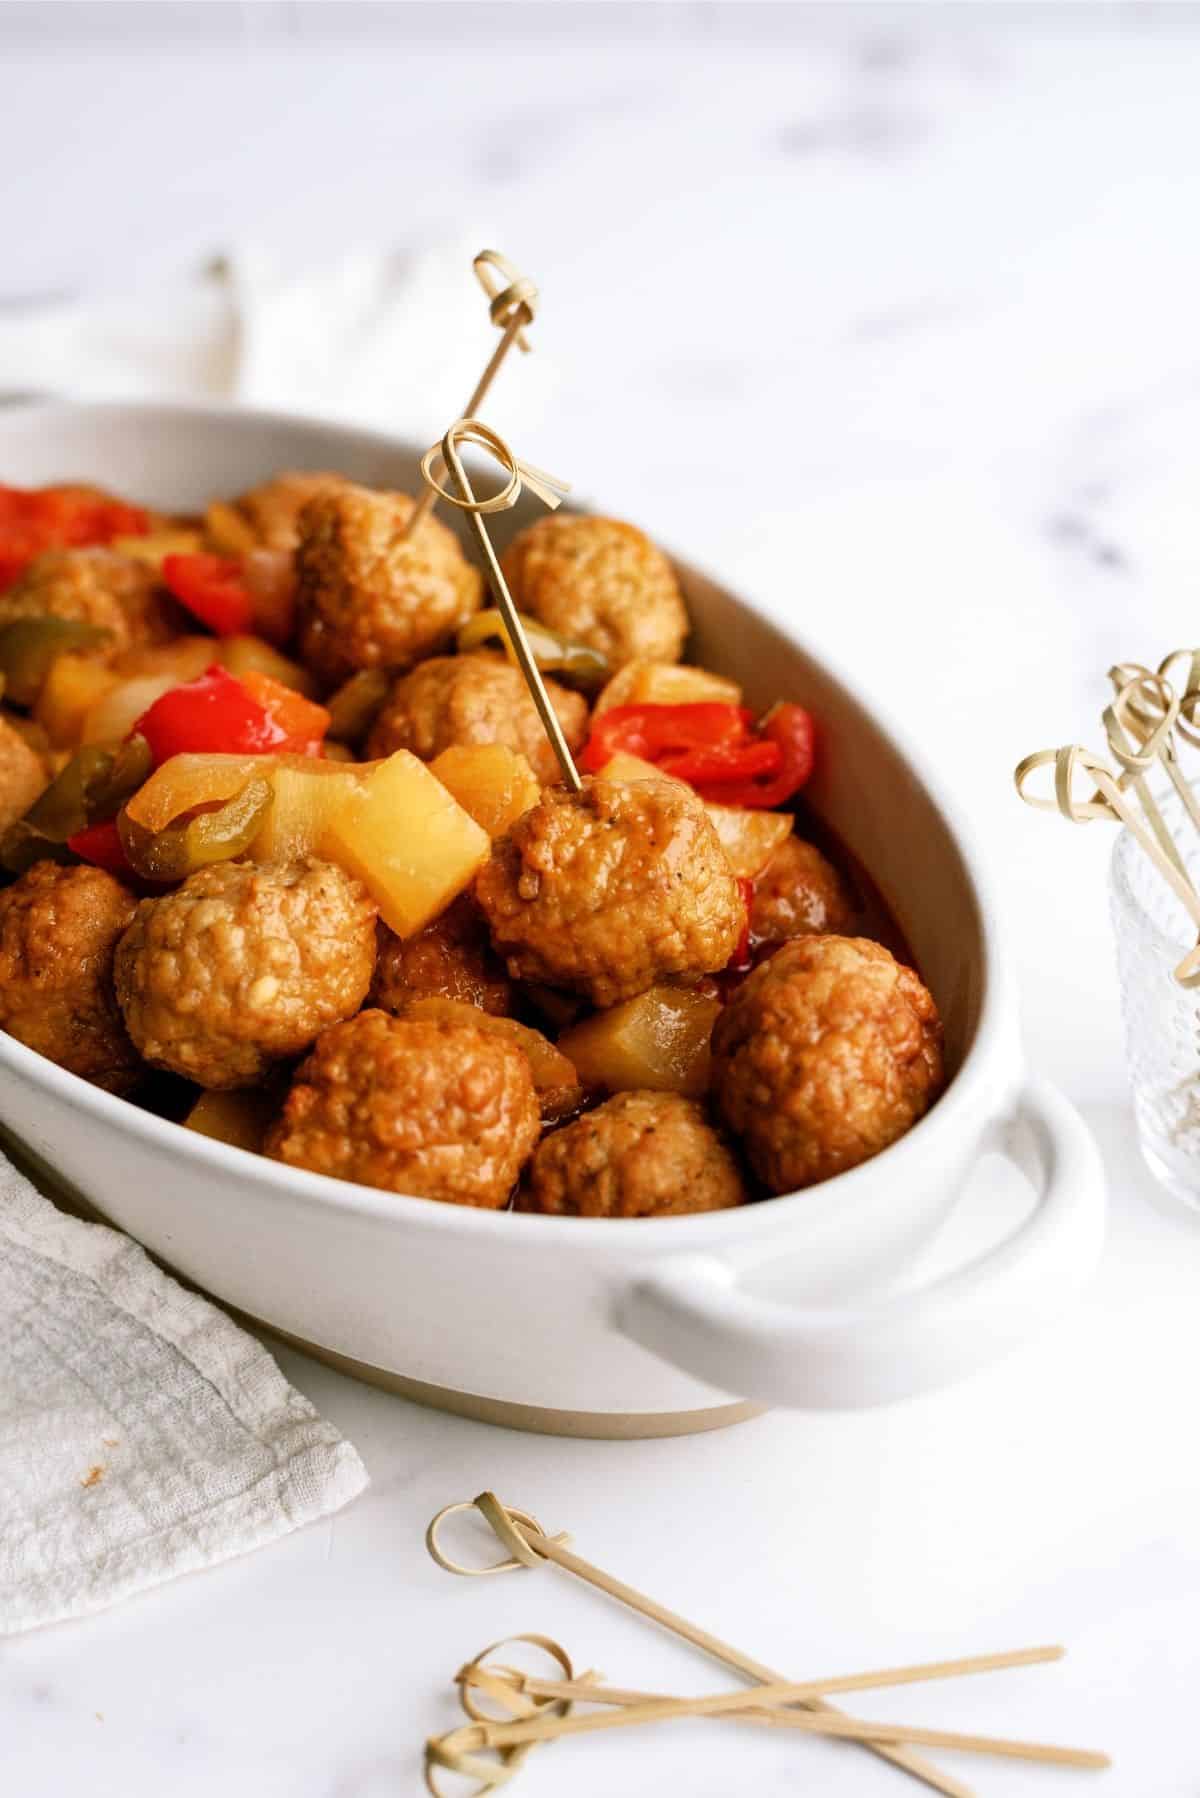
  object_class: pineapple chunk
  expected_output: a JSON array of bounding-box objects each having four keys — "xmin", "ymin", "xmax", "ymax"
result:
[
  {"xmin": 248, "ymin": 758, "xmax": 374, "ymax": 863},
  {"xmin": 557, "ymin": 985, "xmax": 721, "ymax": 1098},
  {"xmin": 112, "ymin": 528, "xmax": 203, "ymax": 570},
  {"xmin": 34, "ymin": 653, "xmax": 118, "ymax": 748},
  {"xmin": 185, "ymin": 1087, "xmax": 277, "ymax": 1154},
  {"xmin": 112, "ymin": 635, "xmax": 217, "ymax": 683},
  {"xmin": 704, "ymin": 805, "xmax": 792, "ymax": 879},
  {"xmin": 325, "ymin": 750, "xmax": 489, "ymax": 937},
  {"xmin": 218, "ymin": 634, "xmax": 317, "ymax": 697},
  {"xmin": 204, "ymin": 499, "xmax": 258, "ymax": 556},
  {"xmin": 593, "ymin": 661, "xmax": 742, "ymax": 716},
  {"xmin": 429, "ymin": 744, "xmax": 540, "ymax": 839}
]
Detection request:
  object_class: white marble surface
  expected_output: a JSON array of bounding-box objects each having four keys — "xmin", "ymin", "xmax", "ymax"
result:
[{"xmin": 5, "ymin": 9, "xmax": 1200, "ymax": 1794}]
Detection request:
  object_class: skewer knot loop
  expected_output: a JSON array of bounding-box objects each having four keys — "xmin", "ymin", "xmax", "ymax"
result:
[
  {"xmin": 1105, "ymin": 669, "xmax": 1179, "ymax": 777},
  {"xmin": 474, "ymin": 250, "xmax": 538, "ymax": 349},
  {"xmin": 425, "ymin": 1490, "xmax": 569, "ymax": 1576},
  {"xmin": 420, "ymin": 419, "xmax": 570, "ymax": 519},
  {"xmin": 1013, "ymin": 744, "xmax": 1120, "ymax": 824}
]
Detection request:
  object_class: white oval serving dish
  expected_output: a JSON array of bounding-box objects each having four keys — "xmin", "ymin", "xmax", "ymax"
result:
[{"xmin": 0, "ymin": 402, "xmax": 1105, "ymax": 1436}]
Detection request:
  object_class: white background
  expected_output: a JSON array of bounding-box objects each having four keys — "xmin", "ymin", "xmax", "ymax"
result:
[{"xmin": 4, "ymin": 4, "xmax": 1200, "ymax": 1793}]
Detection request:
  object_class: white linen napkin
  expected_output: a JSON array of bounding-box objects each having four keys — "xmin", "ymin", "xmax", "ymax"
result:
[
  {"xmin": 0, "ymin": 1152, "xmax": 368, "ymax": 1635},
  {"xmin": 0, "ymin": 239, "xmax": 551, "ymax": 432}
]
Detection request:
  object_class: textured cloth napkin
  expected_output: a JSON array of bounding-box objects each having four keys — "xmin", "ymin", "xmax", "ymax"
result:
[
  {"xmin": 0, "ymin": 238, "xmax": 550, "ymax": 431},
  {"xmin": 0, "ymin": 1153, "xmax": 368, "ymax": 1635}
]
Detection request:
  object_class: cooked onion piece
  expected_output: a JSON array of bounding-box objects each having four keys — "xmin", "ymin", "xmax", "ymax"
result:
[
  {"xmin": 592, "ymin": 660, "xmax": 742, "ymax": 716},
  {"xmin": 119, "ymin": 776, "xmax": 274, "ymax": 881}
]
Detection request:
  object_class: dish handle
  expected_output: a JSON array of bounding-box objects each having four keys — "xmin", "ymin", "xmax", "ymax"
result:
[{"xmin": 617, "ymin": 1079, "xmax": 1105, "ymax": 1409}]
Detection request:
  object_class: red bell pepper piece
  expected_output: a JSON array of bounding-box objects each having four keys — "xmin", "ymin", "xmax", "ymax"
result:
[
  {"xmin": 239, "ymin": 670, "xmax": 329, "ymax": 757},
  {"xmin": 691, "ymin": 704, "xmax": 816, "ymax": 808},
  {"xmin": 0, "ymin": 485, "xmax": 149, "ymax": 592},
  {"xmin": 67, "ymin": 818, "xmax": 135, "ymax": 878},
  {"xmin": 133, "ymin": 664, "xmax": 328, "ymax": 765},
  {"xmin": 580, "ymin": 698, "xmax": 816, "ymax": 809},
  {"xmin": 134, "ymin": 665, "xmax": 293, "ymax": 763},
  {"xmin": 658, "ymin": 739, "xmax": 781, "ymax": 785},
  {"xmin": 162, "ymin": 553, "xmax": 254, "ymax": 637},
  {"xmin": 580, "ymin": 703, "xmax": 751, "ymax": 775}
]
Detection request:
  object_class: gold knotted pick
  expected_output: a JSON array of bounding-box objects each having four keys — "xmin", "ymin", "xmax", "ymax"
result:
[
  {"xmin": 425, "ymin": 1634, "xmax": 587, "ymax": 1798},
  {"xmin": 419, "ymin": 419, "xmax": 582, "ymax": 792},
  {"xmin": 1154, "ymin": 648, "xmax": 1200, "ymax": 749},
  {"xmin": 1015, "ymin": 737, "xmax": 1200, "ymax": 987},
  {"xmin": 406, "ymin": 249, "xmax": 539, "ymax": 538},
  {"xmin": 426, "ymin": 1492, "xmax": 974, "ymax": 1798},
  {"xmin": 1102, "ymin": 667, "xmax": 1191, "ymax": 878}
]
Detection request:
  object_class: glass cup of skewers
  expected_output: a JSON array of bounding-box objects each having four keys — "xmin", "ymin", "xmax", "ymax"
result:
[{"xmin": 1110, "ymin": 782, "xmax": 1200, "ymax": 1210}]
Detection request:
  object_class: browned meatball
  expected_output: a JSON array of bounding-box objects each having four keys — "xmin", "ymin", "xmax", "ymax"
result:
[
  {"xmin": 0, "ymin": 861, "xmax": 140, "ymax": 1093},
  {"xmin": 750, "ymin": 835, "xmax": 854, "ymax": 947},
  {"xmin": 476, "ymin": 776, "xmax": 744, "ymax": 1007},
  {"xmin": 501, "ymin": 515, "xmax": 687, "ymax": 670},
  {"xmin": 294, "ymin": 483, "xmax": 483, "ymax": 682},
  {"xmin": 0, "ymin": 548, "xmax": 172, "ymax": 658},
  {"xmin": 366, "ymin": 651, "xmax": 588, "ymax": 785},
  {"xmin": 115, "ymin": 859, "xmax": 377, "ymax": 1089},
  {"xmin": 520, "ymin": 1091, "xmax": 746, "ymax": 1218},
  {"xmin": 371, "ymin": 894, "xmax": 513, "ymax": 1017},
  {"xmin": 0, "ymin": 714, "xmax": 47, "ymax": 833},
  {"xmin": 266, "ymin": 1009, "xmax": 540, "ymax": 1206},
  {"xmin": 711, "ymin": 936, "xmax": 943, "ymax": 1194},
  {"xmin": 233, "ymin": 471, "xmax": 346, "ymax": 551}
]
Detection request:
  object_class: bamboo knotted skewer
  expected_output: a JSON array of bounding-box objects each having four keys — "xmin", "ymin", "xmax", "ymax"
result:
[
  {"xmin": 1100, "ymin": 669, "xmax": 1188, "ymax": 879},
  {"xmin": 424, "ymin": 1496, "xmax": 1107, "ymax": 1797},
  {"xmin": 406, "ymin": 249, "xmax": 538, "ymax": 538},
  {"xmin": 428, "ymin": 1492, "xmax": 969, "ymax": 1798},
  {"xmin": 1109, "ymin": 661, "xmax": 1200, "ymax": 842},
  {"xmin": 1016, "ymin": 656, "xmax": 1200, "ymax": 986},
  {"xmin": 435, "ymin": 1675, "xmax": 1108, "ymax": 1767},
  {"xmin": 455, "ymin": 1640, "xmax": 1064, "ymax": 1722},
  {"xmin": 419, "ymin": 418, "xmax": 582, "ymax": 791}
]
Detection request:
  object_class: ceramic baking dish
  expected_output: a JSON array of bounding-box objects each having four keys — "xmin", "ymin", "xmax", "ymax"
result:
[{"xmin": 0, "ymin": 402, "xmax": 1105, "ymax": 1436}]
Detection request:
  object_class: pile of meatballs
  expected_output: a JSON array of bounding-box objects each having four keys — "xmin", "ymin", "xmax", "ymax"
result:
[{"xmin": 0, "ymin": 471, "xmax": 945, "ymax": 1218}]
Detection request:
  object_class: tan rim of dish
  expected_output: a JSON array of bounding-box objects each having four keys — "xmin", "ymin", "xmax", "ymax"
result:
[{"xmin": 255, "ymin": 1323, "xmax": 764, "ymax": 1439}]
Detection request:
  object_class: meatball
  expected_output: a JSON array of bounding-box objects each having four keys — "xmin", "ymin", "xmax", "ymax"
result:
[
  {"xmin": 476, "ymin": 776, "xmax": 745, "ymax": 1007},
  {"xmin": 501, "ymin": 515, "xmax": 687, "ymax": 670},
  {"xmin": 232, "ymin": 471, "xmax": 345, "ymax": 551},
  {"xmin": 0, "ymin": 548, "xmax": 172, "ymax": 658},
  {"xmin": 750, "ymin": 835, "xmax": 854, "ymax": 947},
  {"xmin": 0, "ymin": 861, "xmax": 140, "ymax": 1093},
  {"xmin": 520, "ymin": 1091, "xmax": 746, "ymax": 1218},
  {"xmin": 366, "ymin": 651, "xmax": 588, "ymax": 785},
  {"xmin": 0, "ymin": 715, "xmax": 47, "ymax": 834},
  {"xmin": 295, "ymin": 483, "xmax": 483, "ymax": 682},
  {"xmin": 371, "ymin": 894, "xmax": 513, "ymax": 1017},
  {"xmin": 711, "ymin": 935, "xmax": 943, "ymax": 1194},
  {"xmin": 115, "ymin": 858, "xmax": 377, "ymax": 1089},
  {"xmin": 266, "ymin": 1009, "xmax": 540, "ymax": 1207}
]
